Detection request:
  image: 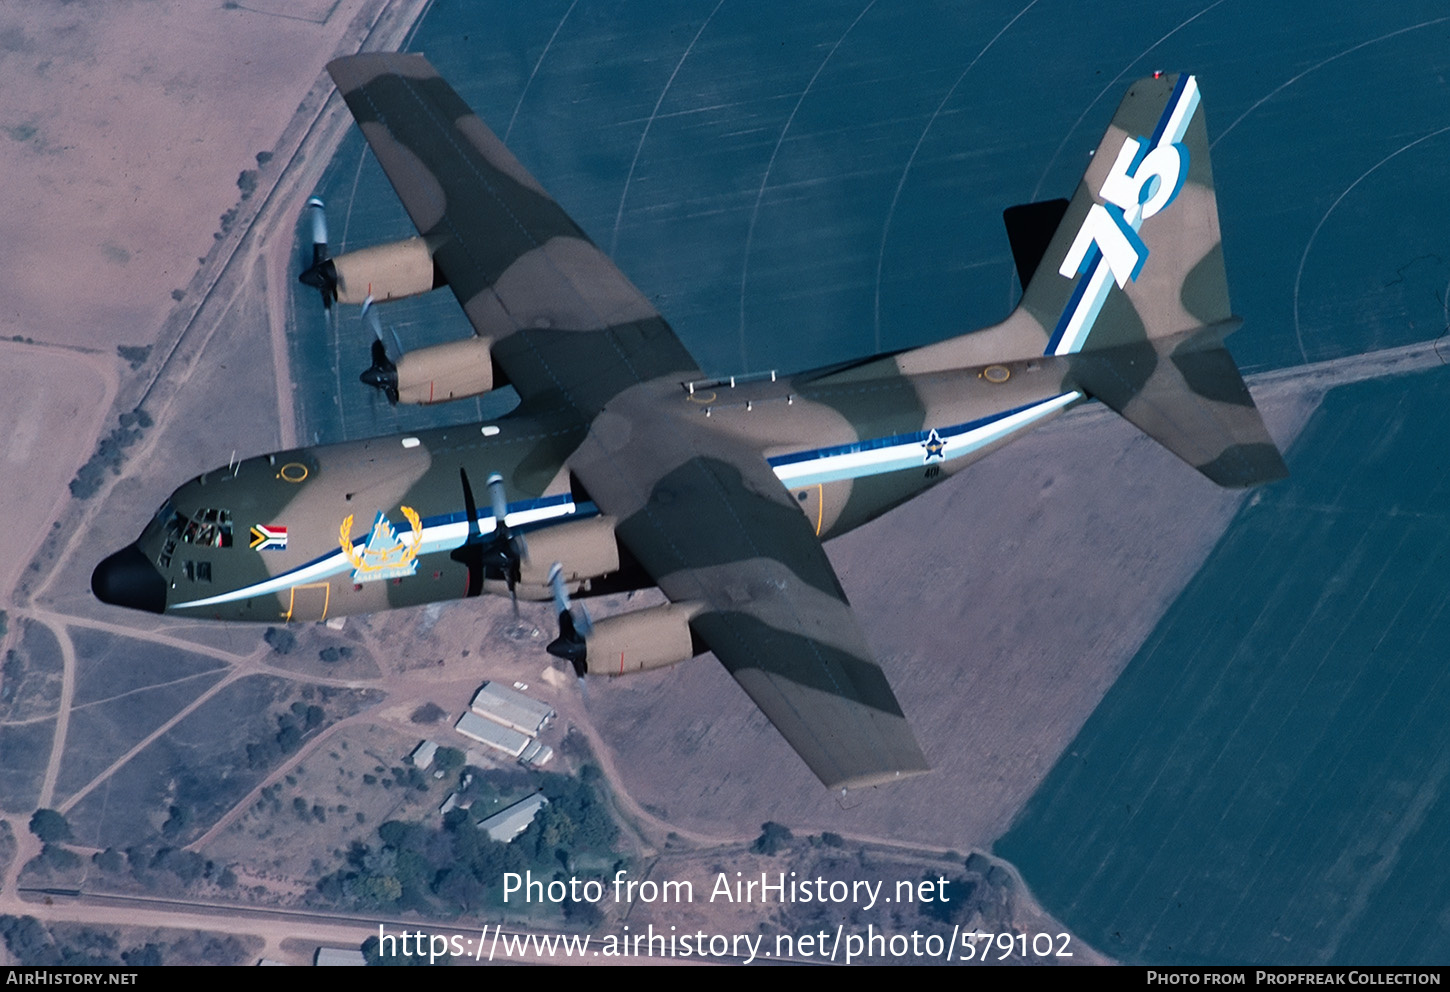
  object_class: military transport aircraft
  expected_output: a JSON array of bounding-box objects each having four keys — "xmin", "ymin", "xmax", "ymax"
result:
[{"xmin": 91, "ymin": 56, "xmax": 1285, "ymax": 791}]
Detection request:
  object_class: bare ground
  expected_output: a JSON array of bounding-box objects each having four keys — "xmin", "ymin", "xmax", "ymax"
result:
[
  {"xmin": 582, "ymin": 387, "xmax": 1323, "ymax": 851},
  {"xmin": 0, "ymin": 343, "xmax": 115, "ymax": 603},
  {"xmin": 0, "ymin": 0, "xmax": 377, "ymax": 351}
]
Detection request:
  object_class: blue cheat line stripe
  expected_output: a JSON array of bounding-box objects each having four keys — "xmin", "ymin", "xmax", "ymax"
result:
[{"xmin": 767, "ymin": 398, "xmax": 1053, "ymax": 469}]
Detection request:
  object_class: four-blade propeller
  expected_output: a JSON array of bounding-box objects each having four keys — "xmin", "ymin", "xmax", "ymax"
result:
[{"xmin": 450, "ymin": 469, "xmax": 530, "ymax": 606}]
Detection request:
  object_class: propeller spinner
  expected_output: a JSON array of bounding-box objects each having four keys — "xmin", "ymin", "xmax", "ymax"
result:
[
  {"xmin": 450, "ymin": 470, "xmax": 529, "ymax": 605},
  {"xmin": 357, "ymin": 300, "xmax": 404, "ymax": 405},
  {"xmin": 359, "ymin": 339, "xmax": 399, "ymax": 406}
]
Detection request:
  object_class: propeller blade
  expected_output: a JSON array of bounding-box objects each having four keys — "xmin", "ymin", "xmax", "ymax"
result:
[
  {"xmin": 451, "ymin": 468, "xmax": 484, "ymax": 597},
  {"xmin": 459, "ymin": 467, "xmax": 480, "ymax": 539},
  {"xmin": 307, "ymin": 196, "xmax": 327, "ymax": 264},
  {"xmin": 363, "ymin": 299, "xmax": 383, "ymax": 339},
  {"xmin": 299, "ymin": 196, "xmax": 334, "ymax": 309},
  {"xmin": 548, "ymin": 562, "xmax": 593, "ymax": 637},
  {"xmin": 484, "ymin": 474, "xmax": 528, "ymax": 593},
  {"xmin": 487, "ymin": 473, "xmax": 508, "ymax": 528},
  {"xmin": 546, "ymin": 566, "xmax": 591, "ymax": 677},
  {"xmin": 548, "ymin": 562, "xmax": 569, "ymax": 615}
]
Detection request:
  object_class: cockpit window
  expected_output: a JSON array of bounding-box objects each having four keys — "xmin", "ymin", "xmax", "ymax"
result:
[
  {"xmin": 158, "ymin": 507, "xmax": 232, "ymax": 567},
  {"xmin": 150, "ymin": 500, "xmax": 176, "ymax": 529}
]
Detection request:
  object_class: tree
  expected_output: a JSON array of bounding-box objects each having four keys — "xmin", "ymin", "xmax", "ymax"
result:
[
  {"xmin": 434, "ymin": 747, "xmax": 464, "ymax": 774},
  {"xmin": 28, "ymin": 809, "xmax": 71, "ymax": 844},
  {"xmin": 751, "ymin": 821, "xmax": 793, "ymax": 856}
]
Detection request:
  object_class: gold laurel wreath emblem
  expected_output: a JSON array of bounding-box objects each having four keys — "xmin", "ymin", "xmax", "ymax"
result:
[{"xmin": 339, "ymin": 506, "xmax": 423, "ymax": 574}]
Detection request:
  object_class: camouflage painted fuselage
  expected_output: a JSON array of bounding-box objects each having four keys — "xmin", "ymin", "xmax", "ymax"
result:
[{"xmin": 142, "ymin": 353, "xmax": 1079, "ymax": 623}]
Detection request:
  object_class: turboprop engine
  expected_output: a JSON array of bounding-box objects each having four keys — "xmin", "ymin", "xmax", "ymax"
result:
[
  {"xmin": 479, "ymin": 514, "xmax": 623, "ymax": 601},
  {"xmin": 360, "ymin": 335, "xmax": 495, "ymax": 405},
  {"xmin": 298, "ymin": 197, "xmax": 445, "ymax": 307},
  {"xmin": 545, "ymin": 564, "xmax": 704, "ymax": 677},
  {"xmin": 300, "ymin": 235, "xmax": 446, "ymax": 306}
]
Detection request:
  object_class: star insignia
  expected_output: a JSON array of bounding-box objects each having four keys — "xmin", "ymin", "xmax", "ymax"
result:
[{"xmin": 922, "ymin": 428, "xmax": 946, "ymax": 462}]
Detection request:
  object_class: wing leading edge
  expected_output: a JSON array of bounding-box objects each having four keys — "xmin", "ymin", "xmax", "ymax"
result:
[{"xmin": 327, "ymin": 53, "xmax": 700, "ymax": 415}]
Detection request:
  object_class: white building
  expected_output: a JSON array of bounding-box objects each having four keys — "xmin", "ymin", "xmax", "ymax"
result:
[
  {"xmin": 470, "ymin": 682, "xmax": 555, "ymax": 736},
  {"xmin": 408, "ymin": 739, "xmax": 438, "ymax": 769},
  {"xmin": 519, "ymin": 740, "xmax": 554, "ymax": 767},
  {"xmin": 477, "ymin": 793, "xmax": 550, "ymax": 843},
  {"xmin": 455, "ymin": 711, "xmax": 529, "ymax": 758}
]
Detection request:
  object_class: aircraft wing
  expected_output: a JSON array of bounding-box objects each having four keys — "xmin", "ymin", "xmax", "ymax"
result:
[
  {"xmin": 569, "ymin": 397, "xmax": 931, "ymax": 791},
  {"xmin": 330, "ymin": 52, "xmax": 927, "ymax": 790},
  {"xmin": 326, "ymin": 53, "xmax": 700, "ymax": 414}
]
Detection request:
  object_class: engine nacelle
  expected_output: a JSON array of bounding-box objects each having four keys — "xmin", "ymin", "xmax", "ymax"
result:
[
  {"xmin": 394, "ymin": 337, "xmax": 495, "ymax": 404},
  {"xmin": 483, "ymin": 516, "xmax": 621, "ymax": 601},
  {"xmin": 326, "ymin": 236, "xmax": 445, "ymax": 305},
  {"xmin": 573, "ymin": 601, "xmax": 704, "ymax": 677},
  {"xmin": 518, "ymin": 515, "xmax": 620, "ymax": 588}
]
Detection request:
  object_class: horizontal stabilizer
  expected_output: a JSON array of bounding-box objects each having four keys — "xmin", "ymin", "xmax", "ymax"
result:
[{"xmin": 1067, "ymin": 326, "xmax": 1287, "ymax": 487}]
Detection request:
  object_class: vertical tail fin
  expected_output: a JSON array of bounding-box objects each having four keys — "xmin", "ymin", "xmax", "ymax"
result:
[
  {"xmin": 900, "ymin": 74, "xmax": 1287, "ymax": 487},
  {"xmin": 1029, "ymin": 73, "xmax": 1228, "ymax": 354},
  {"xmin": 895, "ymin": 73, "xmax": 1233, "ymax": 370},
  {"xmin": 1036, "ymin": 73, "xmax": 1286, "ymax": 486}
]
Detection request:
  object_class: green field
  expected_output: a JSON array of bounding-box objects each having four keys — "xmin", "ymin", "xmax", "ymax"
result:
[{"xmin": 997, "ymin": 367, "xmax": 1450, "ymax": 965}]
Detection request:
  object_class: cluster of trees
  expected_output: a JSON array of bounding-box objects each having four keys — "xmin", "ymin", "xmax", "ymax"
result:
[
  {"xmin": 91, "ymin": 843, "xmax": 237, "ymax": 892},
  {"xmin": 752, "ymin": 821, "xmax": 793, "ymax": 855},
  {"xmin": 244, "ymin": 700, "xmax": 326, "ymax": 771},
  {"xmin": 24, "ymin": 807, "xmax": 240, "ymax": 895},
  {"xmin": 116, "ymin": 345, "xmax": 151, "ymax": 370},
  {"xmin": 314, "ymin": 768, "xmax": 619, "ymax": 918},
  {"xmin": 69, "ymin": 409, "xmax": 152, "ymax": 498},
  {"xmin": 0, "ymin": 916, "xmax": 249, "ymax": 966},
  {"xmin": 24, "ymin": 809, "xmax": 80, "ymax": 880}
]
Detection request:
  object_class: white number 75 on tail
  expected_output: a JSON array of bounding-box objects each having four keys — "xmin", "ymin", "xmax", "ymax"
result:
[{"xmin": 1058, "ymin": 75, "xmax": 1199, "ymax": 290}]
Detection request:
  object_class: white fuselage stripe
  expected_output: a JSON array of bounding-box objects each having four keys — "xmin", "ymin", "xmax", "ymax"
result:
[
  {"xmin": 175, "ymin": 392, "xmax": 1080, "ymax": 610},
  {"xmin": 171, "ymin": 500, "xmax": 581, "ymax": 609},
  {"xmin": 770, "ymin": 391, "xmax": 1081, "ymax": 488}
]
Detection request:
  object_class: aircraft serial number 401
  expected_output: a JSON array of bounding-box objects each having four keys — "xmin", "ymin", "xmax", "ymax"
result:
[{"xmin": 92, "ymin": 58, "xmax": 1284, "ymax": 791}]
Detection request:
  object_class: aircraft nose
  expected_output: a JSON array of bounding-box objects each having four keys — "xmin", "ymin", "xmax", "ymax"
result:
[{"xmin": 91, "ymin": 544, "xmax": 167, "ymax": 614}]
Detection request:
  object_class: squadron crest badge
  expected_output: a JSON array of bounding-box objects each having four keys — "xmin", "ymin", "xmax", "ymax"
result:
[{"xmin": 340, "ymin": 507, "xmax": 423, "ymax": 582}]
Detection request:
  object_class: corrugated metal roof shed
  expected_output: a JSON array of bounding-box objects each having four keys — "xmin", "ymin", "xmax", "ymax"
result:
[
  {"xmin": 471, "ymin": 681, "xmax": 555, "ymax": 736},
  {"xmin": 455, "ymin": 711, "xmax": 529, "ymax": 757},
  {"xmin": 477, "ymin": 793, "xmax": 550, "ymax": 843}
]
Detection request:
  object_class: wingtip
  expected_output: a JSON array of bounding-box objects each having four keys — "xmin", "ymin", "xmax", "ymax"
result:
[
  {"xmin": 830, "ymin": 763, "xmax": 933, "ymax": 792},
  {"xmin": 326, "ymin": 51, "xmax": 436, "ymax": 90}
]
